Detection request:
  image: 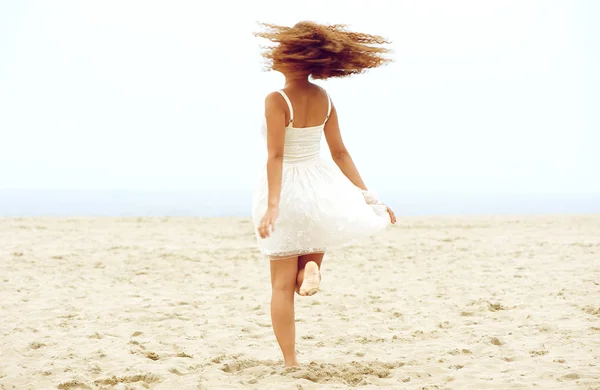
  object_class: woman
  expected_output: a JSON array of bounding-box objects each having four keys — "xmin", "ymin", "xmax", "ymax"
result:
[{"xmin": 252, "ymin": 21, "xmax": 396, "ymax": 367}]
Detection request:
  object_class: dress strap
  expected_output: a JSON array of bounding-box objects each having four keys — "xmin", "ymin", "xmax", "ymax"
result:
[
  {"xmin": 277, "ymin": 90, "xmax": 294, "ymax": 126},
  {"xmin": 324, "ymin": 92, "xmax": 332, "ymax": 124}
]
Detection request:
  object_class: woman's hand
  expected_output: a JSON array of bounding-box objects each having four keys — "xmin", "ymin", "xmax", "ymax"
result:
[
  {"xmin": 386, "ymin": 206, "xmax": 397, "ymax": 224},
  {"xmin": 258, "ymin": 206, "xmax": 279, "ymax": 238}
]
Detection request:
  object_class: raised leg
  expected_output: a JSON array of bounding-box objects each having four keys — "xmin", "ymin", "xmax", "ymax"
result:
[
  {"xmin": 296, "ymin": 253, "xmax": 324, "ymax": 296},
  {"xmin": 270, "ymin": 256, "xmax": 300, "ymax": 367}
]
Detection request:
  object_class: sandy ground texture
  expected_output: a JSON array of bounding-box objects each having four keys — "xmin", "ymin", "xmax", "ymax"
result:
[{"xmin": 1, "ymin": 215, "xmax": 599, "ymax": 390}]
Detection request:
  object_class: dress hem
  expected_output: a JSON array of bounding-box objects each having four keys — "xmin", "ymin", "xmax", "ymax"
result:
[{"xmin": 262, "ymin": 248, "xmax": 326, "ymax": 261}]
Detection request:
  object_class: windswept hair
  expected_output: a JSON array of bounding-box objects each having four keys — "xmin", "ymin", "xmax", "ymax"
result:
[{"xmin": 254, "ymin": 21, "xmax": 392, "ymax": 79}]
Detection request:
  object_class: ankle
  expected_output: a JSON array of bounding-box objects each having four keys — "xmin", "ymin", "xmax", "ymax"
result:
[{"xmin": 284, "ymin": 357, "xmax": 299, "ymax": 367}]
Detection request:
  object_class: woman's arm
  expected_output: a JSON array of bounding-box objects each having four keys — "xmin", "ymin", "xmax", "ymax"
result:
[
  {"xmin": 264, "ymin": 92, "xmax": 287, "ymax": 208},
  {"xmin": 258, "ymin": 92, "xmax": 287, "ymax": 238},
  {"xmin": 324, "ymin": 99, "xmax": 397, "ymax": 224},
  {"xmin": 323, "ymin": 102, "xmax": 368, "ymax": 191}
]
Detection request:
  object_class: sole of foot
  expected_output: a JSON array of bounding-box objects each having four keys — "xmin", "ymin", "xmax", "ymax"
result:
[{"xmin": 299, "ymin": 261, "xmax": 320, "ymax": 296}]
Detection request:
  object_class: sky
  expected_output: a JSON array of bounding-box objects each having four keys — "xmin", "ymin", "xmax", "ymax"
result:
[{"xmin": 0, "ymin": 0, "xmax": 598, "ymax": 197}]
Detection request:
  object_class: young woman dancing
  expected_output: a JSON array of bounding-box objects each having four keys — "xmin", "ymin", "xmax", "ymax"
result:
[{"xmin": 252, "ymin": 21, "xmax": 396, "ymax": 367}]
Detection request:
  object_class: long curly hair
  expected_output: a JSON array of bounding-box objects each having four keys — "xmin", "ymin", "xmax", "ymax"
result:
[{"xmin": 254, "ymin": 21, "xmax": 392, "ymax": 79}]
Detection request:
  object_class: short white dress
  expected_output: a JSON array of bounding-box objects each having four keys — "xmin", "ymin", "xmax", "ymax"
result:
[{"xmin": 252, "ymin": 90, "xmax": 389, "ymax": 260}]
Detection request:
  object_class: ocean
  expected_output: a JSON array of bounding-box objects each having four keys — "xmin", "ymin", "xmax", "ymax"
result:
[{"xmin": 1, "ymin": 189, "xmax": 599, "ymax": 217}]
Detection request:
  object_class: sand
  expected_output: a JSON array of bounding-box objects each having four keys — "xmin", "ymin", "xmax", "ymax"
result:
[{"xmin": 1, "ymin": 215, "xmax": 599, "ymax": 390}]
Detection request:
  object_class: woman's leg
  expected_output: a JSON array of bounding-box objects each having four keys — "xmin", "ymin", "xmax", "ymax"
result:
[
  {"xmin": 296, "ymin": 253, "xmax": 324, "ymax": 296},
  {"xmin": 270, "ymin": 256, "xmax": 300, "ymax": 367}
]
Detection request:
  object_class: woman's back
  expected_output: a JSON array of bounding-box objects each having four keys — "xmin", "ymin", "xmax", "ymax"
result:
[{"xmin": 278, "ymin": 84, "xmax": 330, "ymax": 129}]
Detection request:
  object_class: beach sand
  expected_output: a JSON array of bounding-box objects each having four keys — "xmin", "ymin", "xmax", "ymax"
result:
[{"xmin": 1, "ymin": 215, "xmax": 599, "ymax": 389}]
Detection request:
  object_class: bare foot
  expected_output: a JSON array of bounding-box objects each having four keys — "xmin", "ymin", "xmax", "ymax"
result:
[{"xmin": 299, "ymin": 261, "xmax": 320, "ymax": 296}]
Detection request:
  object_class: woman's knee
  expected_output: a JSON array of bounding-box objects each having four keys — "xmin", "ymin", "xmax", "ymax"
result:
[
  {"xmin": 272, "ymin": 278, "xmax": 297, "ymax": 292},
  {"xmin": 270, "ymin": 257, "xmax": 299, "ymax": 292}
]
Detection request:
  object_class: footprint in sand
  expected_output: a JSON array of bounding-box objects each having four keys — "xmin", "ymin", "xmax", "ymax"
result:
[{"xmin": 559, "ymin": 373, "xmax": 580, "ymax": 381}]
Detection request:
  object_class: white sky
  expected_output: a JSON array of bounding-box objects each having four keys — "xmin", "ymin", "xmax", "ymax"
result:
[{"xmin": 1, "ymin": 0, "xmax": 598, "ymax": 193}]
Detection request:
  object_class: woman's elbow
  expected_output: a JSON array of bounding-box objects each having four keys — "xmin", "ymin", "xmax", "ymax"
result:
[
  {"xmin": 331, "ymin": 150, "xmax": 350, "ymax": 161},
  {"xmin": 267, "ymin": 153, "xmax": 284, "ymax": 162}
]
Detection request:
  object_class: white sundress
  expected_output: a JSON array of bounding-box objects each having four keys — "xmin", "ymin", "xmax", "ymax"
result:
[{"xmin": 252, "ymin": 90, "xmax": 389, "ymax": 260}]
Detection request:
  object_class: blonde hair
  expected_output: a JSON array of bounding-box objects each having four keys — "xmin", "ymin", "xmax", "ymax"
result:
[{"xmin": 254, "ymin": 21, "xmax": 392, "ymax": 79}]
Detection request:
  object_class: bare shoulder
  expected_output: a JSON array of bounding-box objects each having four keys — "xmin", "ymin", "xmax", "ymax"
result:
[
  {"xmin": 265, "ymin": 91, "xmax": 283, "ymax": 105},
  {"xmin": 264, "ymin": 91, "xmax": 286, "ymax": 116},
  {"xmin": 315, "ymin": 84, "xmax": 330, "ymax": 98},
  {"xmin": 316, "ymin": 85, "xmax": 334, "ymax": 109}
]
